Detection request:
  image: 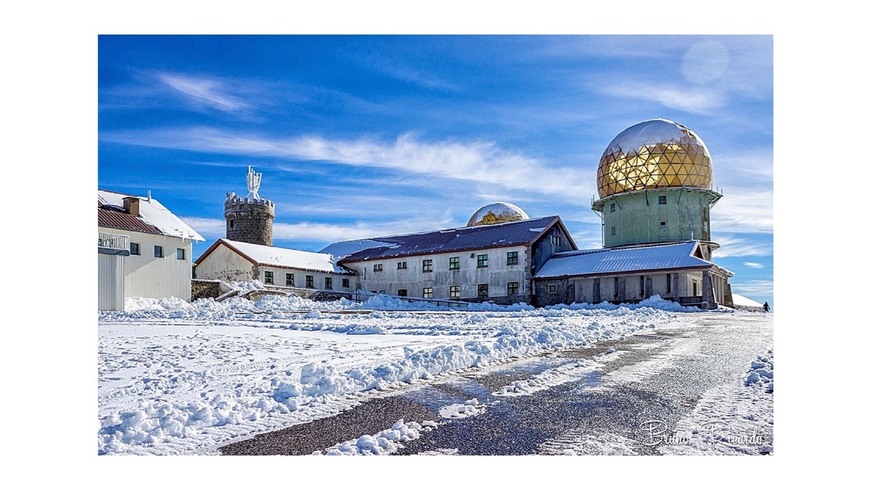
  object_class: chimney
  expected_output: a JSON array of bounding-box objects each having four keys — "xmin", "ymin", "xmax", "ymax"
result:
[{"xmin": 123, "ymin": 196, "xmax": 141, "ymax": 216}]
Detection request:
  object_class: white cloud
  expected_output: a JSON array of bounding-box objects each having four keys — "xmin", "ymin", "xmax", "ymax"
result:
[
  {"xmin": 102, "ymin": 128, "xmax": 590, "ymax": 199},
  {"xmin": 712, "ymin": 188, "xmax": 774, "ymax": 234},
  {"xmin": 713, "ymin": 234, "xmax": 772, "ymax": 258},
  {"xmin": 157, "ymin": 73, "xmax": 251, "ymax": 113},
  {"xmin": 729, "ymin": 279, "xmax": 773, "ymax": 300},
  {"xmin": 598, "ymin": 82, "xmax": 724, "ymax": 114},
  {"xmin": 743, "ymin": 262, "xmax": 764, "ymax": 269}
]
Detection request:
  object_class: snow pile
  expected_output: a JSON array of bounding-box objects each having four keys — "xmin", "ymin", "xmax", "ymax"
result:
[
  {"xmin": 438, "ymin": 398, "xmax": 485, "ymax": 419},
  {"xmin": 744, "ymin": 350, "xmax": 774, "ymax": 393},
  {"xmin": 314, "ymin": 419, "xmax": 436, "ymax": 455},
  {"xmin": 492, "ymin": 360, "xmax": 600, "ymax": 397}
]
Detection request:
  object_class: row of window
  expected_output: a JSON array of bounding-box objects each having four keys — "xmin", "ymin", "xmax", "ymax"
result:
[
  {"xmin": 394, "ymin": 282, "xmax": 520, "ymax": 299},
  {"xmin": 129, "ymin": 243, "xmax": 186, "ymax": 260},
  {"xmin": 608, "ymin": 196, "xmax": 667, "ymax": 213},
  {"xmin": 372, "ymin": 252, "xmax": 520, "ymax": 273},
  {"xmin": 263, "ymin": 271, "xmax": 351, "ymax": 290}
]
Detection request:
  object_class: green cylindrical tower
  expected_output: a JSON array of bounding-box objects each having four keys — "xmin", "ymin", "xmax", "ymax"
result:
[{"xmin": 591, "ymin": 119, "xmax": 722, "ymax": 250}]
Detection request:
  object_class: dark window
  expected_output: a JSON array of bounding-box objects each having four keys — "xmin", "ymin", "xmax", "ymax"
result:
[
  {"xmin": 611, "ymin": 226, "xmax": 616, "ymax": 236},
  {"xmin": 548, "ymin": 284, "xmax": 557, "ymax": 293},
  {"xmin": 551, "ymin": 235, "xmax": 562, "ymax": 246},
  {"xmin": 264, "ymin": 271, "xmax": 274, "ymax": 284},
  {"xmin": 423, "ymin": 259, "xmax": 433, "ymax": 272},
  {"xmin": 449, "ymin": 257, "xmax": 460, "ymax": 270},
  {"xmin": 506, "ymin": 251, "xmax": 519, "ymax": 266},
  {"xmin": 398, "ymin": 289, "xmax": 408, "ymax": 297},
  {"xmin": 423, "ymin": 287, "xmax": 433, "ymax": 298},
  {"xmin": 658, "ymin": 195, "xmax": 667, "ymax": 205},
  {"xmin": 477, "ymin": 254, "xmax": 488, "ymax": 268},
  {"xmin": 286, "ymin": 273, "xmax": 295, "ymax": 286},
  {"xmin": 478, "ymin": 284, "xmax": 488, "ymax": 298},
  {"xmin": 325, "ymin": 277, "xmax": 333, "ymax": 290},
  {"xmin": 397, "ymin": 261, "xmax": 407, "ymax": 270},
  {"xmin": 610, "ymin": 203, "xmax": 616, "ymax": 213},
  {"xmin": 507, "ymin": 282, "xmax": 519, "ymax": 295},
  {"xmin": 130, "ymin": 243, "xmax": 140, "ymax": 255},
  {"xmin": 450, "ymin": 285, "xmax": 460, "ymax": 299},
  {"xmin": 373, "ymin": 264, "xmax": 383, "ymax": 272},
  {"xmin": 639, "ymin": 275, "xmax": 645, "ymax": 296},
  {"xmin": 614, "ymin": 277, "xmax": 619, "ymax": 298},
  {"xmin": 176, "ymin": 248, "xmax": 185, "ymax": 260},
  {"xmin": 153, "ymin": 245, "xmax": 163, "ymax": 258},
  {"xmin": 666, "ymin": 274, "xmax": 672, "ymax": 294},
  {"xmin": 661, "ymin": 221, "xmax": 667, "ymax": 227},
  {"xmin": 229, "ymin": 219, "xmax": 234, "ymax": 228},
  {"xmin": 306, "ymin": 275, "xmax": 314, "ymax": 288},
  {"xmin": 342, "ymin": 278, "xmax": 350, "ymax": 288}
]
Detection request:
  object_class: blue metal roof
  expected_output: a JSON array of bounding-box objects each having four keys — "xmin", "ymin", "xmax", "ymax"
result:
[
  {"xmin": 535, "ymin": 241, "xmax": 714, "ymax": 278},
  {"xmin": 332, "ymin": 216, "xmax": 565, "ymax": 263}
]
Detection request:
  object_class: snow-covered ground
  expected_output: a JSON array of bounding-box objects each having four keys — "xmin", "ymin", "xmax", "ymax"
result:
[{"xmin": 98, "ymin": 289, "xmax": 760, "ymax": 455}]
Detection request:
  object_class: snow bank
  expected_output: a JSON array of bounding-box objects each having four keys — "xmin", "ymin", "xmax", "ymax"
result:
[
  {"xmin": 744, "ymin": 350, "xmax": 774, "ymax": 393},
  {"xmin": 313, "ymin": 419, "xmax": 436, "ymax": 455}
]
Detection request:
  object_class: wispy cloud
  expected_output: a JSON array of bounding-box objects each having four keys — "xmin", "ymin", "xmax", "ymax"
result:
[
  {"xmin": 743, "ymin": 262, "xmax": 764, "ymax": 269},
  {"xmin": 712, "ymin": 188, "xmax": 774, "ymax": 234},
  {"xmin": 156, "ymin": 73, "xmax": 252, "ymax": 113},
  {"xmin": 713, "ymin": 234, "xmax": 772, "ymax": 258},
  {"xmin": 730, "ymin": 279, "xmax": 773, "ymax": 300},
  {"xmin": 598, "ymin": 82, "xmax": 724, "ymax": 114},
  {"xmin": 102, "ymin": 127, "xmax": 589, "ymax": 199}
]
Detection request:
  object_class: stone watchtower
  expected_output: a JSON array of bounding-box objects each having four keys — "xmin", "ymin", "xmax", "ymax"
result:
[{"xmin": 224, "ymin": 167, "xmax": 275, "ymax": 246}]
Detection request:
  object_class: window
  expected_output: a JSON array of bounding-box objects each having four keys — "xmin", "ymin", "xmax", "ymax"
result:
[
  {"xmin": 449, "ymin": 257, "xmax": 460, "ymax": 270},
  {"xmin": 154, "ymin": 245, "xmax": 163, "ymax": 258},
  {"xmin": 423, "ymin": 259, "xmax": 433, "ymax": 272},
  {"xmin": 306, "ymin": 275, "xmax": 314, "ymax": 288},
  {"xmin": 551, "ymin": 235, "xmax": 562, "ymax": 246},
  {"xmin": 548, "ymin": 284, "xmax": 557, "ymax": 293},
  {"xmin": 666, "ymin": 274, "xmax": 672, "ymax": 294},
  {"xmin": 450, "ymin": 285, "xmax": 460, "ymax": 299},
  {"xmin": 423, "ymin": 287, "xmax": 433, "ymax": 298},
  {"xmin": 507, "ymin": 282, "xmax": 519, "ymax": 295},
  {"xmin": 610, "ymin": 203, "xmax": 616, "ymax": 213},
  {"xmin": 325, "ymin": 277, "xmax": 333, "ymax": 290},
  {"xmin": 611, "ymin": 226, "xmax": 616, "ymax": 236},
  {"xmin": 639, "ymin": 275, "xmax": 645, "ymax": 296},
  {"xmin": 264, "ymin": 271, "xmax": 274, "ymax": 284},
  {"xmin": 614, "ymin": 277, "xmax": 619, "ymax": 298},
  {"xmin": 506, "ymin": 251, "xmax": 519, "ymax": 266},
  {"xmin": 373, "ymin": 264, "xmax": 383, "ymax": 272},
  {"xmin": 658, "ymin": 195, "xmax": 667, "ymax": 205},
  {"xmin": 342, "ymin": 278, "xmax": 350, "ymax": 288},
  {"xmin": 477, "ymin": 284, "xmax": 488, "ymax": 298},
  {"xmin": 286, "ymin": 273, "xmax": 295, "ymax": 286},
  {"xmin": 129, "ymin": 242, "xmax": 140, "ymax": 255},
  {"xmin": 397, "ymin": 261, "xmax": 407, "ymax": 270},
  {"xmin": 176, "ymin": 248, "xmax": 185, "ymax": 260},
  {"xmin": 660, "ymin": 221, "xmax": 667, "ymax": 227},
  {"xmin": 229, "ymin": 219, "xmax": 234, "ymax": 228},
  {"xmin": 477, "ymin": 254, "xmax": 488, "ymax": 268},
  {"xmin": 398, "ymin": 289, "xmax": 408, "ymax": 297}
]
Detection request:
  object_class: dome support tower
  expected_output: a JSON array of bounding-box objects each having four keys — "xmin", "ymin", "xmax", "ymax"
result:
[
  {"xmin": 224, "ymin": 167, "xmax": 275, "ymax": 246},
  {"xmin": 591, "ymin": 119, "xmax": 722, "ymax": 254}
]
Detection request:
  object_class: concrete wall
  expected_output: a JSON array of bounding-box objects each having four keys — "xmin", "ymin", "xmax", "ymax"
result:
[
  {"xmin": 195, "ymin": 244, "xmax": 257, "ymax": 281},
  {"xmin": 597, "ymin": 188, "xmax": 718, "ymax": 247},
  {"xmin": 343, "ymin": 246, "xmax": 531, "ymax": 303},
  {"xmin": 100, "ymin": 227, "xmax": 195, "ymax": 301}
]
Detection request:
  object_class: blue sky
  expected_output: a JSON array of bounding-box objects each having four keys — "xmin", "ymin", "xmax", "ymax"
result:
[{"xmin": 98, "ymin": 35, "xmax": 773, "ymax": 306}]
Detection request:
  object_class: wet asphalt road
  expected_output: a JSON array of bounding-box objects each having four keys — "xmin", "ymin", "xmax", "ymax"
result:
[{"xmin": 219, "ymin": 312, "xmax": 773, "ymax": 455}]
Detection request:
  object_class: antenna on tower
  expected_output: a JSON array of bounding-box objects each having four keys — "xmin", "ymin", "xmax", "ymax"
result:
[{"xmin": 246, "ymin": 166, "xmax": 262, "ymax": 200}]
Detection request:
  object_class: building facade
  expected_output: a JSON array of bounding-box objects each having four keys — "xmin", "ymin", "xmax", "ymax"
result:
[{"xmin": 98, "ymin": 190, "xmax": 204, "ymax": 310}]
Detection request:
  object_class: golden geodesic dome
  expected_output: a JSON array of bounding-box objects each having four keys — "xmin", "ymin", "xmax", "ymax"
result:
[
  {"xmin": 466, "ymin": 202, "xmax": 530, "ymax": 227},
  {"xmin": 596, "ymin": 119, "xmax": 712, "ymax": 199}
]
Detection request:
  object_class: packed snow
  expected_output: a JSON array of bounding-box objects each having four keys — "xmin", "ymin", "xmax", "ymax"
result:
[
  {"xmin": 98, "ymin": 287, "xmax": 745, "ymax": 455},
  {"xmin": 313, "ymin": 419, "xmax": 437, "ymax": 455},
  {"xmin": 438, "ymin": 398, "xmax": 486, "ymax": 419}
]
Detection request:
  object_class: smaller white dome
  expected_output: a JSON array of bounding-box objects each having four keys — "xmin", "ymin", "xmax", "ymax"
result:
[{"xmin": 466, "ymin": 202, "xmax": 530, "ymax": 227}]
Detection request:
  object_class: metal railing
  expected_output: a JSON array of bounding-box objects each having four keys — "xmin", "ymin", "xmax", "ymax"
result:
[{"xmin": 98, "ymin": 232, "xmax": 129, "ymax": 251}]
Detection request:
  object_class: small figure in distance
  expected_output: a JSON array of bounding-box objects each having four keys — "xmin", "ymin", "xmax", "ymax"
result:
[{"xmin": 763, "ymin": 301, "xmax": 770, "ymax": 313}]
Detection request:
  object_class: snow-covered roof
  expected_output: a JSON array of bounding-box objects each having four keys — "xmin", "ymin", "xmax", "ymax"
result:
[
  {"xmin": 535, "ymin": 241, "xmax": 718, "ymax": 278},
  {"xmin": 200, "ymin": 238, "xmax": 354, "ymax": 275},
  {"xmin": 98, "ymin": 190, "xmax": 204, "ymax": 241},
  {"xmin": 731, "ymin": 293, "xmax": 763, "ymax": 308},
  {"xmin": 325, "ymin": 216, "xmax": 571, "ymax": 263}
]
